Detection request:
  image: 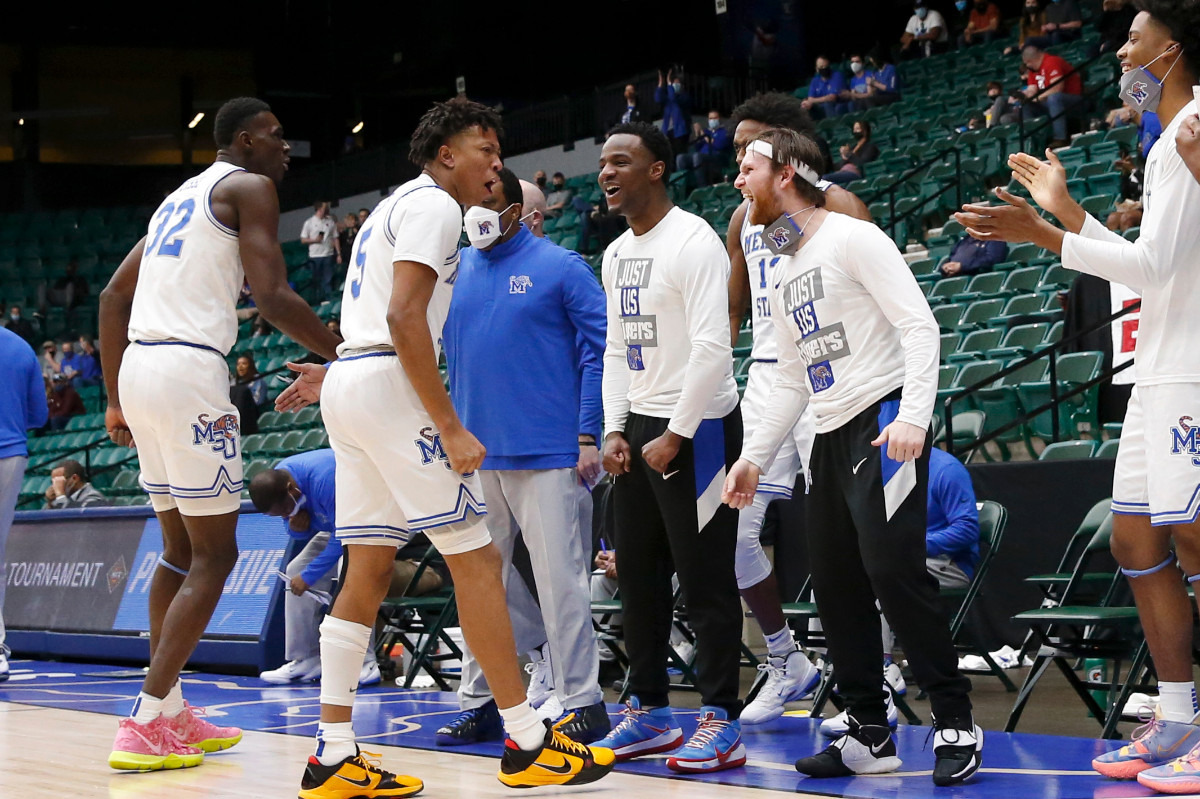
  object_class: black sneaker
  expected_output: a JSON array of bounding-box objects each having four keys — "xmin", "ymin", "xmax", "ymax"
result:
[
  {"xmin": 554, "ymin": 702, "xmax": 612, "ymax": 744},
  {"xmin": 932, "ymin": 717, "xmax": 983, "ymax": 786},
  {"xmin": 434, "ymin": 699, "xmax": 503, "ymax": 746},
  {"xmin": 795, "ymin": 715, "xmax": 902, "ymax": 778}
]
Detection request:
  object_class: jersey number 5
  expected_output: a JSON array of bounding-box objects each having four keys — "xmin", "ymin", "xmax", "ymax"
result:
[
  {"xmin": 146, "ymin": 199, "xmax": 196, "ymax": 258},
  {"xmin": 349, "ymin": 226, "xmax": 372, "ymax": 300}
]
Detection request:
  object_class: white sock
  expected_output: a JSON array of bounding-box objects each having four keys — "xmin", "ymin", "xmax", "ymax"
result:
[
  {"xmin": 131, "ymin": 691, "xmax": 163, "ymax": 725},
  {"xmin": 162, "ymin": 680, "xmax": 185, "ymax": 718},
  {"xmin": 764, "ymin": 625, "xmax": 798, "ymax": 660},
  {"xmin": 1159, "ymin": 681, "xmax": 1197, "ymax": 722},
  {"xmin": 500, "ymin": 701, "xmax": 546, "ymax": 750},
  {"xmin": 319, "ymin": 616, "xmax": 371, "ymax": 708},
  {"xmin": 315, "ymin": 721, "xmax": 357, "ymax": 766}
]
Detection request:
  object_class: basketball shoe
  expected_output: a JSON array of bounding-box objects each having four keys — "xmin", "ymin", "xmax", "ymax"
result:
[
  {"xmin": 1137, "ymin": 738, "xmax": 1200, "ymax": 794},
  {"xmin": 796, "ymin": 715, "xmax": 901, "ymax": 777},
  {"xmin": 435, "ymin": 699, "xmax": 504, "ymax": 746},
  {"xmin": 820, "ymin": 685, "xmax": 899, "ymax": 737},
  {"xmin": 741, "ymin": 650, "xmax": 821, "ymax": 724},
  {"xmin": 299, "ymin": 749, "xmax": 423, "ymax": 798},
  {"xmin": 260, "ymin": 656, "xmax": 322, "ymax": 685},
  {"xmin": 931, "ymin": 716, "xmax": 984, "ymax": 786},
  {"xmin": 166, "ymin": 702, "xmax": 243, "ymax": 753},
  {"xmin": 497, "ymin": 717, "xmax": 615, "ymax": 788},
  {"xmin": 1093, "ymin": 709, "xmax": 1200, "ymax": 779},
  {"xmin": 593, "ymin": 696, "xmax": 683, "ymax": 760},
  {"xmin": 665, "ymin": 707, "xmax": 747, "ymax": 773},
  {"xmin": 108, "ymin": 716, "xmax": 205, "ymax": 772}
]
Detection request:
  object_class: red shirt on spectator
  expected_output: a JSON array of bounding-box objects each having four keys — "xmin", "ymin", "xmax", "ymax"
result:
[{"xmin": 1027, "ymin": 53, "xmax": 1082, "ymax": 95}]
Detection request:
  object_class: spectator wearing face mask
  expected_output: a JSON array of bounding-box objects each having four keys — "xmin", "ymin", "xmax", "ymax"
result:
[
  {"xmin": 901, "ymin": 0, "xmax": 950, "ymax": 60},
  {"xmin": 3, "ymin": 306, "xmax": 36, "ymax": 346},
  {"xmin": 44, "ymin": 374, "xmax": 85, "ymax": 431},
  {"xmin": 840, "ymin": 55, "xmax": 871, "ymax": 107},
  {"xmin": 39, "ymin": 341, "xmax": 62, "ymax": 380},
  {"xmin": 801, "ymin": 56, "xmax": 849, "ymax": 119},
  {"xmin": 855, "ymin": 49, "xmax": 902, "ymax": 110},
  {"xmin": 985, "ymin": 80, "xmax": 1022, "ymax": 127},
  {"xmin": 1035, "ymin": 0, "xmax": 1084, "ymax": 47},
  {"xmin": 1007, "ymin": 0, "xmax": 1046, "ymax": 55},
  {"xmin": 958, "ymin": 0, "xmax": 1002, "ymax": 48},
  {"xmin": 544, "ymin": 172, "xmax": 574, "ymax": 219},
  {"xmin": 43, "ymin": 459, "xmax": 108, "ymax": 509},
  {"xmin": 823, "ymin": 121, "xmax": 881, "ymax": 185},
  {"xmin": 655, "ymin": 67, "xmax": 692, "ymax": 161},
  {"xmin": 620, "ymin": 83, "xmax": 643, "ymax": 125},
  {"xmin": 689, "ymin": 110, "xmax": 733, "ymax": 187}
]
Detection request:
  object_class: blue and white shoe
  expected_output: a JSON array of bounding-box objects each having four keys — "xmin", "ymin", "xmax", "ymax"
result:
[
  {"xmin": 741, "ymin": 650, "xmax": 821, "ymax": 724},
  {"xmin": 435, "ymin": 699, "xmax": 504, "ymax": 746},
  {"xmin": 666, "ymin": 707, "xmax": 747, "ymax": 773},
  {"xmin": 820, "ymin": 685, "xmax": 899, "ymax": 737},
  {"xmin": 594, "ymin": 697, "xmax": 683, "ymax": 761}
]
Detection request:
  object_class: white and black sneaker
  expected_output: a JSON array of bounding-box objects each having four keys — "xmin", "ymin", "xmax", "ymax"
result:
[
  {"xmin": 795, "ymin": 715, "xmax": 902, "ymax": 778},
  {"xmin": 931, "ymin": 717, "xmax": 983, "ymax": 786}
]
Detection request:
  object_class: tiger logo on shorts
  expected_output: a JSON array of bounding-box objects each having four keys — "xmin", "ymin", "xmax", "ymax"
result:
[{"xmin": 192, "ymin": 413, "xmax": 240, "ymax": 460}]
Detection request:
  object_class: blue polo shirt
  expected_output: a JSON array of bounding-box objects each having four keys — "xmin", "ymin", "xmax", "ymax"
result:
[
  {"xmin": 808, "ymin": 71, "xmax": 847, "ymax": 101},
  {"xmin": 445, "ymin": 225, "xmax": 607, "ymax": 471},
  {"xmin": 927, "ymin": 447, "xmax": 980, "ymax": 577},
  {"xmin": 871, "ymin": 64, "xmax": 900, "ymax": 94},
  {"xmin": 276, "ymin": 448, "xmax": 341, "ymax": 585},
  {"xmin": 0, "ymin": 328, "xmax": 48, "ymax": 459}
]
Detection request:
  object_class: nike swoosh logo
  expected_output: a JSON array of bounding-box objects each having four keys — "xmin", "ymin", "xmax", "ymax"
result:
[
  {"xmin": 663, "ymin": 470, "xmax": 680, "ymax": 480},
  {"xmin": 537, "ymin": 760, "xmax": 576, "ymax": 775},
  {"xmin": 870, "ymin": 739, "xmax": 890, "ymax": 755},
  {"xmin": 337, "ymin": 773, "xmax": 374, "ymax": 788},
  {"xmin": 852, "ymin": 457, "xmax": 868, "ymax": 474}
]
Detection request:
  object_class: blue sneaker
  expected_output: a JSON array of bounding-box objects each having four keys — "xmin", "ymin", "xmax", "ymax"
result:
[
  {"xmin": 594, "ymin": 697, "xmax": 683, "ymax": 761},
  {"xmin": 1094, "ymin": 709, "xmax": 1200, "ymax": 779},
  {"xmin": 666, "ymin": 707, "xmax": 747, "ymax": 773},
  {"xmin": 435, "ymin": 699, "xmax": 504, "ymax": 746},
  {"xmin": 552, "ymin": 702, "xmax": 613, "ymax": 744}
]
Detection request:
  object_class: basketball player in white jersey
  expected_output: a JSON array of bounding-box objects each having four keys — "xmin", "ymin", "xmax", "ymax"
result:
[
  {"xmin": 99, "ymin": 97, "xmax": 342, "ymax": 772},
  {"xmin": 723, "ymin": 92, "xmax": 874, "ymax": 724},
  {"xmin": 956, "ymin": 5, "xmax": 1200, "ymax": 788},
  {"xmin": 274, "ymin": 97, "xmax": 613, "ymax": 798}
]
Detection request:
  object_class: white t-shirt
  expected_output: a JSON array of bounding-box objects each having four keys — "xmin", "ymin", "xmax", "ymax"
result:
[
  {"xmin": 906, "ymin": 10, "xmax": 949, "ymax": 43},
  {"xmin": 742, "ymin": 213, "xmax": 940, "ymax": 469},
  {"xmin": 1109, "ymin": 281, "xmax": 1139, "ymax": 386},
  {"xmin": 602, "ymin": 206, "xmax": 739, "ymax": 438},
  {"xmin": 1061, "ymin": 101, "xmax": 1200, "ymax": 385},
  {"xmin": 338, "ymin": 173, "xmax": 461, "ymax": 357},
  {"xmin": 301, "ymin": 213, "xmax": 337, "ymax": 258},
  {"xmin": 128, "ymin": 161, "xmax": 245, "ymax": 355}
]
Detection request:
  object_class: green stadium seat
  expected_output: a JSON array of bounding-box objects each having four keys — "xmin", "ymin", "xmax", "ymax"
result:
[
  {"xmin": 110, "ymin": 469, "xmax": 142, "ymax": 496},
  {"xmin": 300, "ymin": 429, "xmax": 329, "ymax": 450},
  {"xmin": 1000, "ymin": 266, "xmax": 1044, "ymax": 295},
  {"xmin": 932, "ymin": 303, "xmax": 966, "ymax": 331},
  {"xmin": 277, "ymin": 430, "xmax": 306, "ymax": 456},
  {"xmin": 952, "ymin": 272, "xmax": 1005, "ymax": 302},
  {"xmin": 294, "ymin": 406, "xmax": 323, "ymax": 429},
  {"xmin": 956, "ymin": 298, "xmax": 1006, "ymax": 331},
  {"xmin": 929, "ymin": 276, "xmax": 971, "ymax": 303},
  {"xmin": 1039, "ymin": 440, "xmax": 1098, "ymax": 460},
  {"xmin": 1086, "ymin": 172, "xmax": 1122, "ymax": 198},
  {"xmin": 939, "ymin": 332, "xmax": 962, "ymax": 363},
  {"xmin": 986, "ymin": 322, "xmax": 1049, "ymax": 359}
]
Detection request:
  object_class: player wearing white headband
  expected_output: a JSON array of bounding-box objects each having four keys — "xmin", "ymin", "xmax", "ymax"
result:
[{"xmin": 723, "ymin": 127, "xmax": 982, "ymax": 786}]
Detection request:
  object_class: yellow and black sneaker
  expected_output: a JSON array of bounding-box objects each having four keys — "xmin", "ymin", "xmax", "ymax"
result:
[
  {"xmin": 497, "ymin": 716, "xmax": 616, "ymax": 788},
  {"xmin": 298, "ymin": 750, "xmax": 423, "ymax": 799}
]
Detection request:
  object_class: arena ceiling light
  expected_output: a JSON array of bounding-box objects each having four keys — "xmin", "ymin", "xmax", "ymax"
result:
[
  {"xmin": 351, "ymin": 121, "xmax": 364, "ymax": 134},
  {"xmin": 188, "ymin": 112, "xmax": 205, "ymax": 129}
]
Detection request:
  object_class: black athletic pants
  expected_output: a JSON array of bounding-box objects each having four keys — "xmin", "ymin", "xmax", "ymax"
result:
[
  {"xmin": 807, "ymin": 390, "xmax": 973, "ymax": 727},
  {"xmin": 613, "ymin": 408, "xmax": 744, "ymax": 717}
]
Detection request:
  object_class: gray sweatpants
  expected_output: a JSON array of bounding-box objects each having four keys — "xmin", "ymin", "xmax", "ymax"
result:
[
  {"xmin": 283, "ymin": 532, "xmax": 373, "ymax": 667},
  {"xmin": 0, "ymin": 455, "xmax": 27, "ymax": 648},
  {"xmin": 458, "ymin": 468, "xmax": 602, "ymax": 710}
]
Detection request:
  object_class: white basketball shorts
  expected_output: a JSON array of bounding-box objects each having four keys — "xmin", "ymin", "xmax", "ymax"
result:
[
  {"xmin": 321, "ymin": 352, "xmax": 490, "ymax": 554},
  {"xmin": 1112, "ymin": 383, "xmax": 1200, "ymax": 526},
  {"xmin": 119, "ymin": 341, "xmax": 242, "ymax": 516}
]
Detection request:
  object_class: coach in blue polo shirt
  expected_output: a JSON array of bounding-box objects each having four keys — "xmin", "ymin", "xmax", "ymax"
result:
[{"xmin": 442, "ymin": 167, "xmax": 609, "ymax": 744}]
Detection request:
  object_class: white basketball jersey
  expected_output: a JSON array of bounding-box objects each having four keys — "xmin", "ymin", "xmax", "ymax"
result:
[
  {"xmin": 338, "ymin": 173, "xmax": 462, "ymax": 358},
  {"xmin": 741, "ymin": 205, "xmax": 782, "ymax": 362},
  {"xmin": 128, "ymin": 161, "xmax": 246, "ymax": 354}
]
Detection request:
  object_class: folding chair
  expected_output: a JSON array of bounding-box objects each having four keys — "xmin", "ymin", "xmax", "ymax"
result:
[{"xmin": 376, "ymin": 550, "xmax": 462, "ymax": 690}]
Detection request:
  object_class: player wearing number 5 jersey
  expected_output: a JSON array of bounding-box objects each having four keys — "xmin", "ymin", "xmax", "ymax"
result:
[{"xmin": 99, "ymin": 97, "xmax": 341, "ymax": 773}]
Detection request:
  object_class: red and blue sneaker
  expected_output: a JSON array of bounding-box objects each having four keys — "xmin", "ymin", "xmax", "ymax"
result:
[
  {"xmin": 593, "ymin": 696, "xmax": 683, "ymax": 761},
  {"xmin": 666, "ymin": 707, "xmax": 747, "ymax": 774}
]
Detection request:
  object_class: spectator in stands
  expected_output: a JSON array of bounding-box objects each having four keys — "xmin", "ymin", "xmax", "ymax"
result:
[
  {"xmin": 42, "ymin": 459, "xmax": 108, "ymax": 509},
  {"xmin": 233, "ymin": 353, "xmax": 267, "ymax": 407},
  {"xmin": 1096, "ymin": 0, "xmax": 1138, "ymax": 56},
  {"xmin": 939, "ymin": 234, "xmax": 1009, "ymax": 275},
  {"xmin": 42, "ymin": 260, "xmax": 89, "ymax": 312},
  {"xmin": 0, "ymin": 325, "xmax": 47, "ymax": 678},
  {"xmin": 45, "ymin": 374, "xmax": 84, "ymax": 431},
  {"xmin": 544, "ymin": 172, "xmax": 574, "ymax": 219},
  {"xmin": 39, "ymin": 341, "xmax": 61, "ymax": 380},
  {"xmin": 1020, "ymin": 43, "xmax": 1083, "ymax": 147},
  {"xmin": 655, "ymin": 67, "xmax": 692, "ymax": 161},
  {"xmin": 1035, "ymin": 0, "xmax": 1084, "ymax": 47},
  {"xmin": 534, "ymin": 170, "xmax": 548, "ymax": 192},
  {"xmin": 959, "ymin": 0, "xmax": 1002, "ymax": 47},
  {"xmin": 856, "ymin": 49, "xmax": 901, "ymax": 109},
  {"xmin": 841, "ymin": 54, "xmax": 871, "ymax": 107},
  {"xmin": 74, "ymin": 336, "xmax": 102, "ymax": 387},
  {"xmin": 337, "ymin": 212, "xmax": 358, "ymax": 260},
  {"xmin": 689, "ymin": 110, "xmax": 733, "ymax": 186},
  {"xmin": 801, "ymin": 55, "xmax": 848, "ymax": 119},
  {"xmin": 251, "ymin": 450, "xmax": 381, "ymax": 687},
  {"xmin": 822, "ymin": 120, "xmax": 880, "ymax": 185},
  {"xmin": 59, "ymin": 339, "xmax": 99, "ymax": 387},
  {"xmin": 300, "ymin": 200, "xmax": 341, "ymax": 299},
  {"xmin": 900, "ymin": 0, "xmax": 950, "ymax": 59},
  {"xmin": 985, "ymin": 81, "xmax": 1021, "ymax": 127},
  {"xmin": 619, "ymin": 83, "xmax": 643, "ymax": 125},
  {"xmin": 1006, "ymin": 0, "xmax": 1046, "ymax": 55},
  {"xmin": 4, "ymin": 306, "xmax": 36, "ymax": 346}
]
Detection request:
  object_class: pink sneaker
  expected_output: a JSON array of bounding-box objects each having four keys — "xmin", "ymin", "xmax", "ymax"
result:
[
  {"xmin": 108, "ymin": 716, "xmax": 205, "ymax": 772},
  {"xmin": 167, "ymin": 702, "xmax": 244, "ymax": 753}
]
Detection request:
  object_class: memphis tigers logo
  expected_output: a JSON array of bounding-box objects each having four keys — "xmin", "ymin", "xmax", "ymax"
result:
[
  {"xmin": 474, "ymin": 219, "xmax": 494, "ymax": 237},
  {"xmin": 509, "ymin": 275, "xmax": 533, "ymax": 294},
  {"xmin": 1125, "ymin": 80, "xmax": 1150, "ymax": 107},
  {"xmin": 415, "ymin": 426, "xmax": 454, "ymax": 471},
  {"xmin": 1170, "ymin": 416, "xmax": 1200, "ymax": 467},
  {"xmin": 808, "ymin": 360, "xmax": 835, "ymax": 393},
  {"xmin": 767, "ymin": 226, "xmax": 791, "ymax": 249},
  {"xmin": 192, "ymin": 413, "xmax": 239, "ymax": 460}
]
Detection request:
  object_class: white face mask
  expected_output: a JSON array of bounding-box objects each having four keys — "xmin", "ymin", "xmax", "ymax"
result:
[
  {"xmin": 850, "ymin": 62, "xmax": 863, "ymax": 74},
  {"xmin": 464, "ymin": 203, "xmax": 517, "ymax": 248},
  {"xmin": 286, "ymin": 492, "xmax": 307, "ymax": 521}
]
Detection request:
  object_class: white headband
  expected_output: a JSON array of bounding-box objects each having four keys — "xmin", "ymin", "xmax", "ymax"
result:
[{"xmin": 746, "ymin": 139, "xmax": 820, "ymax": 187}]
